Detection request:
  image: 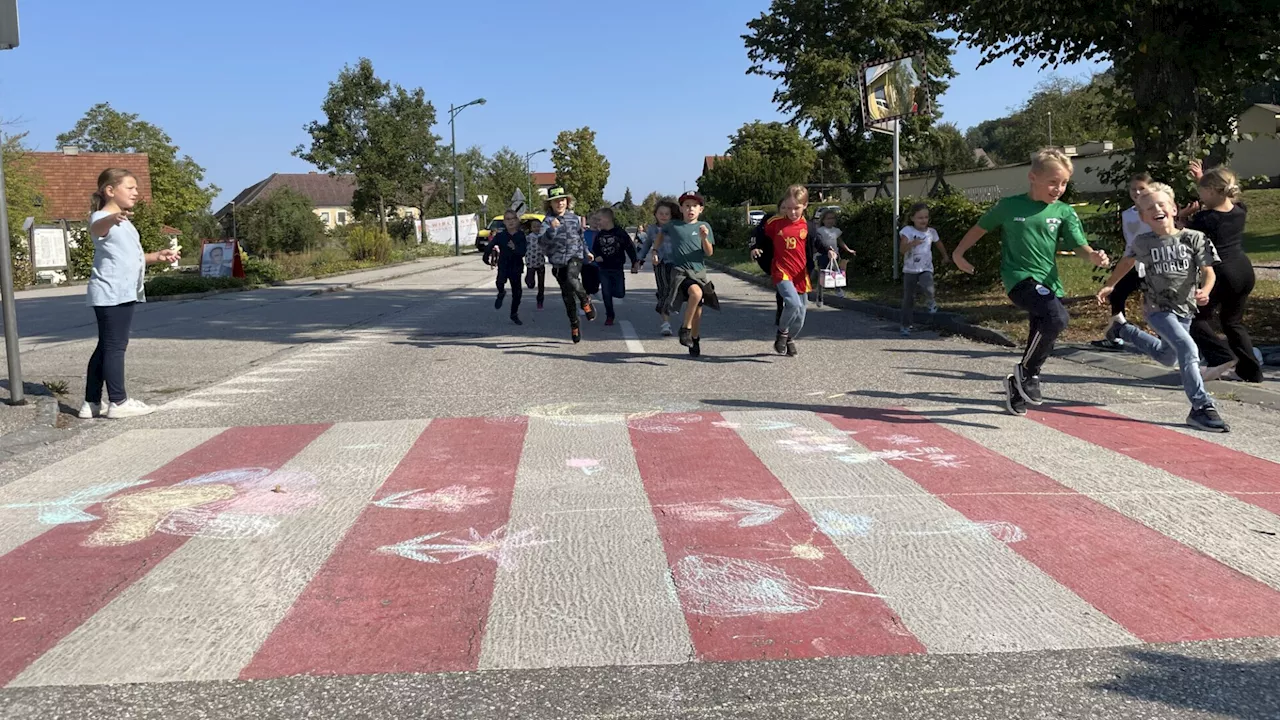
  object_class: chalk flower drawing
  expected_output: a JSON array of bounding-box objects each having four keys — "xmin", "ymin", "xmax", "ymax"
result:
[
  {"xmin": 379, "ymin": 525, "xmax": 549, "ymax": 567},
  {"xmin": 373, "ymin": 485, "xmax": 495, "ymax": 511},
  {"xmin": 673, "ymin": 555, "xmax": 822, "ymax": 617},
  {"xmin": 1, "ymin": 480, "xmax": 151, "ymax": 525},
  {"xmin": 667, "ymin": 499, "xmax": 785, "ymax": 528}
]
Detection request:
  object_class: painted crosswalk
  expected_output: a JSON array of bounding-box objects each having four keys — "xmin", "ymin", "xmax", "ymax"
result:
[{"xmin": 1, "ymin": 406, "xmax": 1279, "ymax": 687}]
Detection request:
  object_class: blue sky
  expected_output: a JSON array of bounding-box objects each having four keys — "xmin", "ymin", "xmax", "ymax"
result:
[{"xmin": 1, "ymin": 0, "xmax": 1104, "ymax": 210}]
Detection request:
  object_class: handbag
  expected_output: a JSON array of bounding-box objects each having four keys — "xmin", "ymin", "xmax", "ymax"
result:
[{"xmin": 820, "ymin": 269, "xmax": 847, "ymax": 288}]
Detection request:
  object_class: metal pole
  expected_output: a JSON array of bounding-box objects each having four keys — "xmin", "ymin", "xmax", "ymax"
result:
[
  {"xmin": 450, "ymin": 104, "xmax": 459, "ymax": 257},
  {"xmin": 0, "ymin": 151, "xmax": 25, "ymax": 404},
  {"xmin": 526, "ymin": 154, "xmax": 534, "ymax": 210},
  {"xmin": 892, "ymin": 119, "xmax": 900, "ymax": 281},
  {"xmin": 1048, "ymin": 111, "xmax": 1053, "ymax": 148}
]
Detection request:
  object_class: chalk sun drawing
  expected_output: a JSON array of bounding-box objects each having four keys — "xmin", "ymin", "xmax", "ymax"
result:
[
  {"xmin": 668, "ymin": 499, "xmax": 785, "ymax": 527},
  {"xmin": 812, "ymin": 510, "xmax": 875, "ymax": 538},
  {"xmin": 373, "ymin": 485, "xmax": 495, "ymax": 511},
  {"xmin": 379, "ymin": 525, "xmax": 549, "ymax": 567},
  {"xmin": 1, "ymin": 480, "xmax": 151, "ymax": 525},
  {"xmin": 673, "ymin": 555, "xmax": 822, "ymax": 617}
]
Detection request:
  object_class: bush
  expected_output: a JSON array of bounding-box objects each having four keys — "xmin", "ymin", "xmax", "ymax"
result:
[
  {"xmin": 68, "ymin": 226, "xmax": 94, "ymax": 280},
  {"xmin": 145, "ymin": 274, "xmax": 248, "ymax": 297},
  {"xmin": 344, "ymin": 224, "xmax": 392, "ymax": 263},
  {"xmin": 703, "ymin": 204, "xmax": 752, "ymax": 250},
  {"xmin": 243, "ymin": 256, "xmax": 286, "ymax": 284}
]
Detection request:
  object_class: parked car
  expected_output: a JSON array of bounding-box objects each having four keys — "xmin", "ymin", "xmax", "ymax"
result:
[
  {"xmin": 748, "ymin": 210, "xmax": 767, "ymax": 226},
  {"xmin": 476, "ymin": 212, "xmax": 546, "ymax": 244}
]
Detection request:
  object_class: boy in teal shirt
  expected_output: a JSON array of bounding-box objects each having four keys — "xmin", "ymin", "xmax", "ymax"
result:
[
  {"xmin": 653, "ymin": 192, "xmax": 717, "ymax": 356},
  {"xmin": 952, "ymin": 148, "xmax": 1110, "ymax": 416}
]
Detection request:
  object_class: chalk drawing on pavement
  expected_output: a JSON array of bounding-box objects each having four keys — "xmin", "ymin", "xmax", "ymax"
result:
[
  {"xmin": 673, "ymin": 555, "xmax": 821, "ymax": 617},
  {"xmin": 373, "ymin": 485, "xmax": 495, "ymax": 511},
  {"xmin": 566, "ymin": 458, "xmax": 604, "ymax": 476},
  {"xmin": 893, "ymin": 519, "xmax": 1027, "ymax": 544},
  {"xmin": 876, "ymin": 434, "xmax": 923, "ymax": 446},
  {"xmin": 86, "ymin": 485, "xmax": 236, "ymax": 547},
  {"xmin": 812, "ymin": 510, "xmax": 875, "ymax": 538},
  {"xmin": 836, "ymin": 446, "xmax": 967, "ymax": 469},
  {"xmin": 760, "ymin": 531, "xmax": 827, "ymax": 562},
  {"xmin": 776, "ymin": 427, "xmax": 855, "ymax": 455},
  {"xmin": 1, "ymin": 480, "xmax": 151, "ymax": 525},
  {"xmin": 378, "ymin": 525, "xmax": 550, "ymax": 567},
  {"xmin": 525, "ymin": 402, "xmax": 661, "ymax": 427},
  {"xmin": 667, "ymin": 498, "xmax": 785, "ymax": 527}
]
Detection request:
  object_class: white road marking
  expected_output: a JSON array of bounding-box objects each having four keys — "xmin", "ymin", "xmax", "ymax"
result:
[{"xmin": 619, "ymin": 320, "xmax": 645, "ymax": 354}]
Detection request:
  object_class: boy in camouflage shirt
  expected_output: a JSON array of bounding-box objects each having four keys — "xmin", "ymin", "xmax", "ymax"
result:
[{"xmin": 1098, "ymin": 183, "xmax": 1227, "ymax": 432}]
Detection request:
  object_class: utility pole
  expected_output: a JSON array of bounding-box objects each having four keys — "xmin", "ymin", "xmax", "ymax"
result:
[
  {"xmin": 449, "ymin": 98, "xmax": 486, "ymax": 255},
  {"xmin": 1, "ymin": 2, "xmax": 23, "ymax": 404}
]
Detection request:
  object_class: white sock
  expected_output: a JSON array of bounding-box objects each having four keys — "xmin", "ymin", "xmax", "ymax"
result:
[{"xmin": 1112, "ymin": 312, "xmax": 1127, "ymax": 324}]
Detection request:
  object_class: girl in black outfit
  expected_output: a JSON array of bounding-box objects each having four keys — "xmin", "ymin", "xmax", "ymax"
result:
[{"xmin": 1185, "ymin": 162, "xmax": 1262, "ymax": 383}]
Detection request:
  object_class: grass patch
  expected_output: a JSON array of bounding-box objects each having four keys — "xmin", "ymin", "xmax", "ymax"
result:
[
  {"xmin": 42, "ymin": 380, "xmax": 70, "ymax": 396},
  {"xmin": 1244, "ymin": 188, "xmax": 1280, "ymax": 264}
]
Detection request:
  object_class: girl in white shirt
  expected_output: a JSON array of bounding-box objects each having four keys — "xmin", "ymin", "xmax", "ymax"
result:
[{"xmin": 899, "ymin": 202, "xmax": 949, "ymax": 336}]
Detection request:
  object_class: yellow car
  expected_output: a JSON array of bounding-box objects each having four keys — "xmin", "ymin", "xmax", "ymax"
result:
[{"xmin": 476, "ymin": 213, "xmax": 546, "ymax": 244}]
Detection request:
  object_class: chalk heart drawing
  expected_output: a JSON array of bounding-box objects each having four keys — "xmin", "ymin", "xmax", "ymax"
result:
[
  {"xmin": 673, "ymin": 555, "xmax": 821, "ymax": 617},
  {"xmin": 669, "ymin": 499, "xmax": 785, "ymax": 528},
  {"xmin": 373, "ymin": 485, "xmax": 495, "ymax": 511},
  {"xmin": 565, "ymin": 458, "xmax": 604, "ymax": 476},
  {"xmin": 378, "ymin": 525, "xmax": 550, "ymax": 567},
  {"xmin": 813, "ymin": 510, "xmax": 875, "ymax": 539},
  {"xmin": 1, "ymin": 480, "xmax": 151, "ymax": 525}
]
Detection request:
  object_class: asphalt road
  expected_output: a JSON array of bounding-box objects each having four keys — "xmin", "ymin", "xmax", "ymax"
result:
[{"xmin": 1, "ymin": 258, "xmax": 1277, "ymax": 719}]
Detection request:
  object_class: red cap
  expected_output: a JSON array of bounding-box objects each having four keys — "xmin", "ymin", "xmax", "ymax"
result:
[{"xmin": 678, "ymin": 191, "xmax": 705, "ymax": 206}]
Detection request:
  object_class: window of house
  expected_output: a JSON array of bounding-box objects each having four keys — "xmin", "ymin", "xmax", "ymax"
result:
[
  {"xmin": 873, "ymin": 86, "xmax": 889, "ymax": 110},
  {"xmin": 320, "ymin": 212, "xmax": 331, "ymax": 224},
  {"xmin": 337, "ymin": 211, "xmax": 348, "ymax": 225}
]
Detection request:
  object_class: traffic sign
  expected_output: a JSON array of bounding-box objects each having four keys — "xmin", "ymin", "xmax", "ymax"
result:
[{"xmin": 477, "ymin": 194, "xmax": 489, "ymax": 206}]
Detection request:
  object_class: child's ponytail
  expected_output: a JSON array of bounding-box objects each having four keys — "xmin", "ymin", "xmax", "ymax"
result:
[
  {"xmin": 1200, "ymin": 166, "xmax": 1241, "ymax": 200},
  {"xmin": 91, "ymin": 168, "xmax": 136, "ymax": 212}
]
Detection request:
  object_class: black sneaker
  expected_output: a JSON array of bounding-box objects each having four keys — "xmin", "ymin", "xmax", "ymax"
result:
[
  {"xmin": 774, "ymin": 330, "xmax": 789, "ymax": 354},
  {"xmin": 1004, "ymin": 374, "xmax": 1027, "ymax": 416},
  {"xmin": 494, "ymin": 293, "xmax": 504, "ymax": 310},
  {"xmin": 679, "ymin": 327, "xmax": 693, "ymax": 347},
  {"xmin": 1187, "ymin": 405, "xmax": 1229, "ymax": 433},
  {"xmin": 511, "ymin": 314, "xmax": 523, "ymax": 325},
  {"xmin": 571, "ymin": 326, "xmax": 581, "ymax": 344},
  {"xmin": 786, "ymin": 340, "xmax": 798, "ymax": 357},
  {"xmin": 689, "ymin": 337, "xmax": 701, "ymax": 357},
  {"xmin": 1014, "ymin": 365, "xmax": 1044, "ymax": 406}
]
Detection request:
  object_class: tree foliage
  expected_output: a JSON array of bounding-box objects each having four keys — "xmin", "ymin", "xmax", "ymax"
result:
[
  {"xmin": 698, "ymin": 121, "xmax": 818, "ymax": 206},
  {"xmin": 744, "ymin": 0, "xmax": 955, "ymax": 182},
  {"xmin": 235, "ymin": 188, "xmax": 326, "ymax": 256},
  {"xmin": 296, "ymin": 58, "xmax": 440, "ymax": 233},
  {"xmin": 551, "ymin": 127, "xmax": 611, "ymax": 213},
  {"xmin": 931, "ymin": 0, "xmax": 1280, "ymax": 193},
  {"xmin": 913, "ymin": 122, "xmax": 983, "ymax": 172},
  {"xmin": 1, "ymin": 133, "xmax": 44, "ymax": 286},
  {"xmin": 56, "ymin": 103, "xmax": 219, "ymax": 235},
  {"xmin": 480, "ymin": 147, "xmax": 534, "ymax": 216},
  {"xmin": 963, "ymin": 75, "xmax": 1125, "ymax": 165}
]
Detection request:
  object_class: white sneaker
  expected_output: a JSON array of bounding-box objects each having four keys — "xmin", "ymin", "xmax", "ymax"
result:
[
  {"xmin": 77, "ymin": 402, "xmax": 102, "ymax": 420},
  {"xmin": 1201, "ymin": 360, "xmax": 1237, "ymax": 382},
  {"xmin": 661, "ymin": 322, "xmax": 673, "ymax": 336},
  {"xmin": 106, "ymin": 398, "xmax": 155, "ymax": 419}
]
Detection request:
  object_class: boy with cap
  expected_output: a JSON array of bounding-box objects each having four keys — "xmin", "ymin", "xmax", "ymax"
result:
[{"xmin": 652, "ymin": 191, "xmax": 717, "ymax": 356}]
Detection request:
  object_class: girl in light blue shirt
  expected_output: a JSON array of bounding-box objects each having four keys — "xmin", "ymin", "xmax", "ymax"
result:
[{"xmin": 79, "ymin": 168, "xmax": 180, "ymax": 420}]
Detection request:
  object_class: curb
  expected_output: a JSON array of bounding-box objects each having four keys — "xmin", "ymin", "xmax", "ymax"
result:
[
  {"xmin": 1055, "ymin": 344, "xmax": 1280, "ymax": 410},
  {"xmin": 146, "ymin": 258, "xmax": 470, "ymax": 303},
  {"xmin": 708, "ymin": 261, "xmax": 1017, "ymax": 348}
]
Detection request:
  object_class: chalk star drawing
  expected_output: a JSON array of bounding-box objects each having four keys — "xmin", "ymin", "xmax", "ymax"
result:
[
  {"xmin": 673, "ymin": 555, "xmax": 821, "ymax": 617},
  {"xmin": 812, "ymin": 509, "xmax": 875, "ymax": 538},
  {"xmin": 1, "ymin": 480, "xmax": 151, "ymax": 525},
  {"xmin": 373, "ymin": 485, "xmax": 495, "ymax": 511},
  {"xmin": 378, "ymin": 525, "xmax": 550, "ymax": 567},
  {"xmin": 669, "ymin": 498, "xmax": 785, "ymax": 528},
  {"xmin": 565, "ymin": 458, "xmax": 605, "ymax": 476}
]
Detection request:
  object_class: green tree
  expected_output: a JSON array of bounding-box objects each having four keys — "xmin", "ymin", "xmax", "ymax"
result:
[
  {"xmin": 551, "ymin": 127, "xmax": 611, "ymax": 213},
  {"xmin": 296, "ymin": 58, "xmax": 440, "ymax": 234},
  {"xmin": 931, "ymin": 1, "xmax": 1280, "ymax": 189},
  {"xmin": 235, "ymin": 188, "xmax": 326, "ymax": 256},
  {"xmin": 56, "ymin": 103, "xmax": 218, "ymax": 234},
  {"xmin": 481, "ymin": 147, "xmax": 533, "ymax": 217},
  {"xmin": 962, "ymin": 75, "xmax": 1125, "ymax": 165},
  {"xmin": 744, "ymin": 0, "xmax": 955, "ymax": 182},
  {"xmin": 914, "ymin": 122, "xmax": 983, "ymax": 172},
  {"xmin": 698, "ymin": 121, "xmax": 818, "ymax": 206},
  {"xmin": 1, "ymin": 133, "xmax": 44, "ymax": 287},
  {"xmin": 638, "ymin": 191, "xmax": 665, "ymax": 226}
]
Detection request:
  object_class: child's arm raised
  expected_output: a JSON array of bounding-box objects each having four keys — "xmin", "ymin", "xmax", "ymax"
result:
[
  {"xmin": 951, "ymin": 225, "xmax": 986, "ymax": 275},
  {"xmin": 700, "ymin": 223, "xmax": 714, "ymax": 257},
  {"xmin": 1096, "ymin": 256, "xmax": 1137, "ymax": 305}
]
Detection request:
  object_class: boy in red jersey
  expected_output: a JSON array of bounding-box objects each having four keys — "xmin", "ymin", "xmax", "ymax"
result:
[{"xmin": 752, "ymin": 184, "xmax": 813, "ymax": 356}]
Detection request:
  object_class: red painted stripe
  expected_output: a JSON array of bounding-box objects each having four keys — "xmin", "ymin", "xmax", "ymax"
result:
[
  {"xmin": 629, "ymin": 413, "xmax": 924, "ymax": 662},
  {"xmin": 241, "ymin": 417, "xmax": 527, "ymax": 679},
  {"xmin": 823, "ymin": 409, "xmax": 1280, "ymax": 643},
  {"xmin": 0, "ymin": 424, "xmax": 328, "ymax": 686},
  {"xmin": 1030, "ymin": 404, "xmax": 1280, "ymax": 516}
]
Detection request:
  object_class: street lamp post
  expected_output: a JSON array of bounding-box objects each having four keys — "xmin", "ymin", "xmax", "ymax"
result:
[
  {"xmin": 229, "ymin": 201, "xmax": 236, "ymax": 241},
  {"xmin": 450, "ymin": 98, "xmax": 486, "ymax": 256},
  {"xmin": 524, "ymin": 148, "xmax": 548, "ymax": 211}
]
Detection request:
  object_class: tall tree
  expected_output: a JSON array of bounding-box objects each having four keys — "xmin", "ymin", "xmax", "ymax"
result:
[
  {"xmin": 296, "ymin": 58, "xmax": 440, "ymax": 233},
  {"xmin": 1, "ymin": 133, "xmax": 45, "ymax": 286},
  {"xmin": 236, "ymin": 188, "xmax": 326, "ymax": 256},
  {"xmin": 56, "ymin": 103, "xmax": 219, "ymax": 233},
  {"xmin": 481, "ymin": 147, "xmax": 534, "ymax": 215},
  {"xmin": 962, "ymin": 75, "xmax": 1125, "ymax": 165},
  {"xmin": 931, "ymin": 1, "xmax": 1280, "ymax": 187},
  {"xmin": 698, "ymin": 121, "xmax": 818, "ymax": 205},
  {"xmin": 551, "ymin": 127, "xmax": 610, "ymax": 213},
  {"xmin": 913, "ymin": 122, "xmax": 983, "ymax": 172},
  {"xmin": 744, "ymin": 0, "xmax": 955, "ymax": 182}
]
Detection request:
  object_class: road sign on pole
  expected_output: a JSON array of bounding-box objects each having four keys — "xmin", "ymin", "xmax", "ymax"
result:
[
  {"xmin": 477, "ymin": 194, "xmax": 488, "ymax": 206},
  {"xmin": 510, "ymin": 188, "xmax": 526, "ymax": 215}
]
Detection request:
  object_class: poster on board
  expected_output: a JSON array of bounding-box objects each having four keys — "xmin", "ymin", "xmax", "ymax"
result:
[
  {"xmin": 30, "ymin": 226, "xmax": 69, "ymax": 270},
  {"xmin": 419, "ymin": 213, "xmax": 478, "ymax": 246},
  {"xmin": 200, "ymin": 241, "xmax": 244, "ymax": 278}
]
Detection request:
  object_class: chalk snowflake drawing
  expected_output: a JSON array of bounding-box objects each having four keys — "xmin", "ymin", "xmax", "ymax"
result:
[
  {"xmin": 1, "ymin": 480, "xmax": 151, "ymax": 525},
  {"xmin": 378, "ymin": 525, "xmax": 550, "ymax": 567},
  {"xmin": 667, "ymin": 499, "xmax": 785, "ymax": 527},
  {"xmin": 812, "ymin": 509, "xmax": 875, "ymax": 538},
  {"xmin": 373, "ymin": 485, "xmax": 495, "ymax": 511},
  {"xmin": 673, "ymin": 555, "xmax": 822, "ymax": 617}
]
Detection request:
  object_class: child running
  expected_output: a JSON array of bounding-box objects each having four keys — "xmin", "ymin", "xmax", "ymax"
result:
[
  {"xmin": 639, "ymin": 199, "xmax": 681, "ymax": 336},
  {"xmin": 590, "ymin": 207, "xmax": 637, "ymax": 326},
  {"xmin": 487, "ymin": 209, "xmax": 527, "ymax": 325},
  {"xmin": 652, "ymin": 191, "xmax": 717, "ymax": 356},
  {"xmin": 952, "ymin": 148, "xmax": 1110, "ymax": 415},
  {"xmin": 753, "ymin": 185, "xmax": 813, "ymax": 357},
  {"xmin": 812, "ymin": 208, "xmax": 855, "ymax": 306},
  {"xmin": 899, "ymin": 202, "xmax": 949, "ymax": 336},
  {"xmin": 532, "ymin": 187, "xmax": 595, "ymax": 343},
  {"xmin": 524, "ymin": 216, "xmax": 547, "ymax": 310},
  {"xmin": 1092, "ymin": 173, "xmax": 1153, "ymax": 351},
  {"xmin": 1097, "ymin": 183, "xmax": 1227, "ymax": 432}
]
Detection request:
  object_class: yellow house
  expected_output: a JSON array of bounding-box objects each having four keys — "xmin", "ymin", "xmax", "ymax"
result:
[
  {"xmin": 1239, "ymin": 104, "xmax": 1280, "ymax": 137},
  {"xmin": 216, "ymin": 172, "xmax": 424, "ymax": 232}
]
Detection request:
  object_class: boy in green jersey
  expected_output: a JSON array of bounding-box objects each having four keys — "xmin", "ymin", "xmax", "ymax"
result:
[{"xmin": 952, "ymin": 148, "xmax": 1110, "ymax": 416}]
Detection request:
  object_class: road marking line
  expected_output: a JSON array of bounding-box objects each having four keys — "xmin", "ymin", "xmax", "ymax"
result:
[{"xmin": 619, "ymin": 321, "xmax": 645, "ymax": 354}]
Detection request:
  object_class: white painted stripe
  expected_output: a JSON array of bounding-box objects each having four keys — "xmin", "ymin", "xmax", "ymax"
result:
[
  {"xmin": 942, "ymin": 409, "xmax": 1280, "ymax": 591},
  {"xmin": 218, "ymin": 377, "xmax": 292, "ymax": 385},
  {"xmin": 160, "ymin": 398, "xmax": 228, "ymax": 410},
  {"xmin": 245, "ymin": 367, "xmax": 309, "ymax": 374},
  {"xmin": 619, "ymin": 320, "xmax": 645, "ymax": 354},
  {"xmin": 12, "ymin": 419, "xmax": 430, "ymax": 686},
  {"xmin": 723, "ymin": 410, "xmax": 1137, "ymax": 654},
  {"xmin": 479, "ymin": 416, "xmax": 692, "ymax": 669},
  {"xmin": 0, "ymin": 429, "xmax": 222, "ymax": 557}
]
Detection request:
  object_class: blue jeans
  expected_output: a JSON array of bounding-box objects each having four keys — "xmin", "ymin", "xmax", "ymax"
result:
[
  {"xmin": 85, "ymin": 302, "xmax": 136, "ymax": 405},
  {"xmin": 599, "ymin": 268, "xmax": 626, "ymax": 319},
  {"xmin": 776, "ymin": 280, "xmax": 807, "ymax": 337},
  {"xmin": 1120, "ymin": 311, "xmax": 1212, "ymax": 409}
]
